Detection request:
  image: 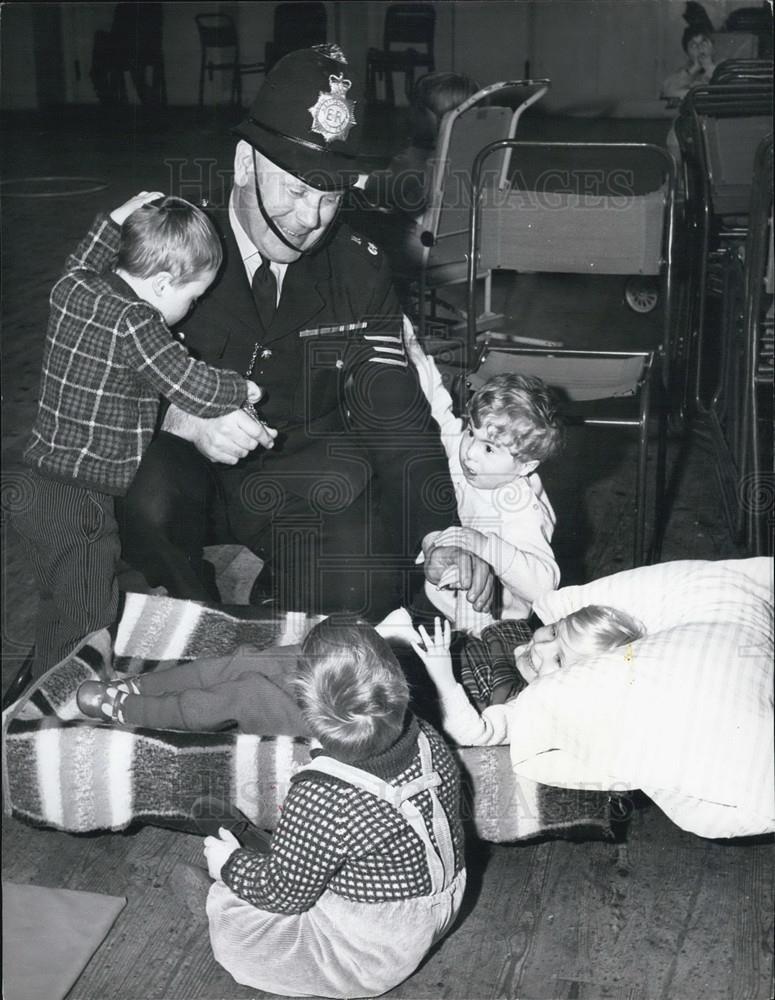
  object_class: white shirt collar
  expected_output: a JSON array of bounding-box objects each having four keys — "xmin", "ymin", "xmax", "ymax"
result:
[{"xmin": 229, "ymin": 192, "xmax": 287, "ymax": 301}]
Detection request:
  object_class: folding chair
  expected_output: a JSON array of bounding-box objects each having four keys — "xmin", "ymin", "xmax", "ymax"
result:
[
  {"xmin": 416, "ymin": 80, "xmax": 550, "ymax": 339},
  {"xmin": 463, "ymin": 137, "xmax": 670, "ymax": 566},
  {"xmin": 465, "ymin": 139, "xmax": 676, "ymax": 397},
  {"xmin": 195, "ymin": 13, "xmax": 265, "ymax": 109},
  {"xmin": 108, "ymin": 2, "xmax": 167, "ymax": 107},
  {"xmin": 366, "ymin": 3, "xmax": 435, "ymax": 106},
  {"xmin": 264, "ymin": 2, "xmax": 328, "ymax": 73},
  {"xmin": 674, "ymin": 80, "xmax": 773, "ymax": 415}
]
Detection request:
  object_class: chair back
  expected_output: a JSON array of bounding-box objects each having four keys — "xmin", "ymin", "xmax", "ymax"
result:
[
  {"xmin": 271, "ymin": 2, "xmax": 327, "ymax": 56},
  {"xmin": 473, "ymin": 140, "xmax": 674, "ymax": 277},
  {"xmin": 710, "ymin": 30, "xmax": 759, "ymax": 62},
  {"xmin": 465, "ymin": 139, "xmax": 676, "ymax": 379},
  {"xmin": 420, "ymin": 80, "xmax": 550, "ymax": 273},
  {"xmin": 711, "ymin": 58, "xmax": 773, "ymax": 84},
  {"xmin": 678, "ymin": 83, "xmax": 773, "ymax": 217},
  {"xmin": 384, "ymin": 3, "xmax": 435, "ymax": 57},
  {"xmin": 195, "ymin": 13, "xmax": 238, "ymax": 51},
  {"xmin": 724, "ymin": 6, "xmax": 773, "ymax": 57},
  {"xmin": 112, "ymin": 2, "xmax": 164, "ymax": 62}
]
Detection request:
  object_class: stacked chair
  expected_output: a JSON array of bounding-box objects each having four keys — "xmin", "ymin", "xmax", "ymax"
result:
[
  {"xmin": 674, "ymin": 67, "xmax": 772, "ymax": 418},
  {"xmin": 692, "ymin": 133, "xmax": 773, "ymax": 555},
  {"xmin": 673, "ymin": 61, "xmax": 773, "ymax": 554}
]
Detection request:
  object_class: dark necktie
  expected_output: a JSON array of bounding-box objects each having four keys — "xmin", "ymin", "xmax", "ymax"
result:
[{"xmin": 251, "ymin": 256, "xmax": 277, "ymax": 329}]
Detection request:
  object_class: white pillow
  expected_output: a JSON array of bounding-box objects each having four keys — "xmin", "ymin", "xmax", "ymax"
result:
[
  {"xmin": 509, "ymin": 558, "xmax": 774, "ymax": 838},
  {"xmin": 534, "ymin": 558, "xmax": 772, "ymax": 635}
]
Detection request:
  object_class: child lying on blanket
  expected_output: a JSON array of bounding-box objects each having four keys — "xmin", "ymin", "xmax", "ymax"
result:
[
  {"xmin": 76, "ymin": 642, "xmax": 308, "ymax": 733},
  {"xmin": 412, "ymin": 609, "xmax": 644, "ymax": 745},
  {"xmin": 199, "ymin": 620, "xmax": 467, "ymax": 999},
  {"xmin": 74, "ymin": 608, "xmax": 418, "ymax": 733}
]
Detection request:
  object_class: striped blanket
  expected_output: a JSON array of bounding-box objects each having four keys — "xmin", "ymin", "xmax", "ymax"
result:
[{"xmin": 2, "ymin": 594, "xmax": 613, "ymax": 842}]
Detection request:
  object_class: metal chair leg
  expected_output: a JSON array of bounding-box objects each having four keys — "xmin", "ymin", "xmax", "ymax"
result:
[
  {"xmin": 634, "ymin": 376, "xmax": 652, "ymax": 566},
  {"xmin": 650, "ymin": 382, "xmax": 668, "ymax": 564}
]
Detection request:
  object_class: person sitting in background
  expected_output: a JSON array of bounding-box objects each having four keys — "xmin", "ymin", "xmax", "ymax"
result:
[
  {"xmin": 365, "ymin": 71, "xmax": 481, "ymax": 219},
  {"xmin": 348, "ymin": 72, "xmax": 480, "ymax": 273},
  {"xmin": 661, "ymin": 2, "xmax": 717, "ymax": 101}
]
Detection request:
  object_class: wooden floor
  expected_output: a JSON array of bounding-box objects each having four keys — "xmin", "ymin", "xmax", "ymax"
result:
[
  {"xmin": 2, "ymin": 104, "xmax": 773, "ymax": 1000},
  {"xmin": 3, "ymin": 803, "xmax": 773, "ymax": 1000}
]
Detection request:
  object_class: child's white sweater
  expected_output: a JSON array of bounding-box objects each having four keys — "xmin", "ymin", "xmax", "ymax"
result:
[{"xmin": 414, "ymin": 351, "xmax": 560, "ymax": 621}]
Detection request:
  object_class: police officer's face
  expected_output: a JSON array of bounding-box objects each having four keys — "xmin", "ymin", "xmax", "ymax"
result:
[{"xmin": 234, "ymin": 143, "xmax": 343, "ymax": 263}]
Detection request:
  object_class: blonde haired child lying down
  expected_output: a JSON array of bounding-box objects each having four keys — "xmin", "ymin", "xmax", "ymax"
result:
[{"xmin": 412, "ymin": 607, "xmax": 644, "ymax": 747}]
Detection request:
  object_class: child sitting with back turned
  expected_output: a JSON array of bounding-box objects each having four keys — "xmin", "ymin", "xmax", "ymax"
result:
[
  {"xmin": 199, "ymin": 620, "xmax": 466, "ymax": 999},
  {"xmin": 405, "ymin": 327, "xmax": 563, "ymax": 703},
  {"xmin": 412, "ymin": 610, "xmax": 645, "ymax": 749},
  {"xmin": 14, "ymin": 192, "xmax": 264, "ymax": 677}
]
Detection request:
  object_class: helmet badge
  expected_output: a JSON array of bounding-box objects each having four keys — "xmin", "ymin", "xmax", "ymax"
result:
[{"xmin": 308, "ymin": 73, "xmax": 357, "ymax": 144}]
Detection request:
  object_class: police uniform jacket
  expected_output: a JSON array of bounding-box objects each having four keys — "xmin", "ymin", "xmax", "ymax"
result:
[{"xmin": 177, "ymin": 208, "xmax": 453, "ymax": 548}]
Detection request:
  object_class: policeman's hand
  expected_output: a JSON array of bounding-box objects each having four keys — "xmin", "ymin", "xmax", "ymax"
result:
[
  {"xmin": 110, "ymin": 191, "xmax": 164, "ymax": 226},
  {"xmin": 162, "ymin": 404, "xmax": 276, "ymax": 464}
]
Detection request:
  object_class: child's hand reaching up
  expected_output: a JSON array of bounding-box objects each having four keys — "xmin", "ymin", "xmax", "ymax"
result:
[
  {"xmin": 411, "ymin": 617, "xmax": 456, "ymax": 697},
  {"xmin": 110, "ymin": 191, "xmax": 165, "ymax": 226},
  {"xmin": 402, "ymin": 318, "xmax": 426, "ymax": 368},
  {"xmin": 204, "ymin": 827, "xmax": 240, "ymax": 881}
]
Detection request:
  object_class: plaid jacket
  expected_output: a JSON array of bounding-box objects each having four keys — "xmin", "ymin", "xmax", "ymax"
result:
[
  {"xmin": 221, "ymin": 717, "xmax": 465, "ymax": 913},
  {"xmin": 24, "ymin": 214, "xmax": 247, "ymax": 495}
]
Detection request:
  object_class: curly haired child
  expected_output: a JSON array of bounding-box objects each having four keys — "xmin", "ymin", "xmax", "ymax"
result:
[{"xmin": 406, "ymin": 329, "xmax": 564, "ymax": 704}]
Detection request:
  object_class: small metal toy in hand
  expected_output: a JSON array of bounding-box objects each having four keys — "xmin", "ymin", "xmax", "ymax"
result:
[{"xmin": 243, "ymin": 341, "xmax": 273, "ymax": 424}]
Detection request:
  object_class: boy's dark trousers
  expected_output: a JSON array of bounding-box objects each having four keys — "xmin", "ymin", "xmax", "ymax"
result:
[
  {"xmin": 12, "ymin": 470, "xmax": 119, "ymax": 677},
  {"xmin": 116, "ymin": 644, "xmax": 307, "ymax": 734}
]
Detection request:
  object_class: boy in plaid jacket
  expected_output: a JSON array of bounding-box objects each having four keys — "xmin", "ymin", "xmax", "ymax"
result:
[{"xmin": 15, "ymin": 191, "xmax": 263, "ymax": 676}]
